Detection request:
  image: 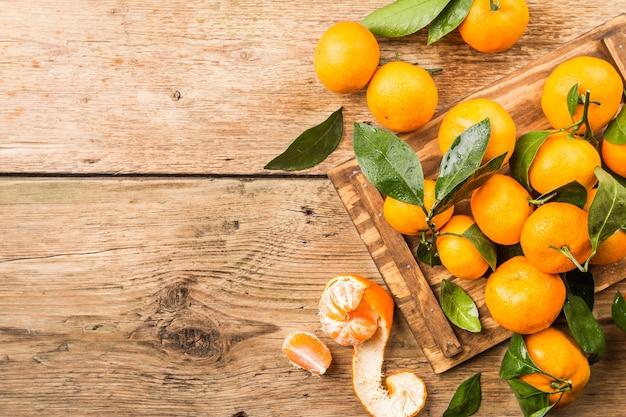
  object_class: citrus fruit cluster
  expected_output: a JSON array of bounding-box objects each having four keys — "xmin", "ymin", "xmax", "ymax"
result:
[
  {"xmin": 377, "ymin": 54, "xmax": 625, "ymax": 410},
  {"xmin": 282, "ymin": 274, "xmax": 427, "ymax": 417},
  {"xmin": 314, "ymin": 21, "xmax": 438, "ymax": 133}
]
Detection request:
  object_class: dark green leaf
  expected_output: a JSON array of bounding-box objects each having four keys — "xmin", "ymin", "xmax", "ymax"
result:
[
  {"xmin": 416, "ymin": 240, "xmax": 441, "ymax": 266},
  {"xmin": 506, "ymin": 378, "xmax": 552, "ymax": 417},
  {"xmin": 533, "ymin": 181, "xmax": 588, "ymax": 208},
  {"xmin": 612, "ymin": 291, "xmax": 626, "ymax": 332},
  {"xmin": 604, "ymin": 102, "xmax": 626, "ymax": 145},
  {"xmin": 496, "ymin": 243, "xmax": 524, "ymax": 266},
  {"xmin": 443, "ymin": 372, "xmax": 482, "ymax": 417},
  {"xmin": 427, "ymin": 0, "xmax": 472, "ymax": 44},
  {"xmin": 509, "ymin": 130, "xmax": 552, "ymax": 192},
  {"xmin": 500, "ymin": 334, "xmax": 543, "ymax": 380},
  {"xmin": 563, "ymin": 294, "xmax": 606, "ymax": 364},
  {"xmin": 566, "ymin": 83, "xmax": 579, "ymax": 119},
  {"xmin": 264, "ymin": 107, "xmax": 343, "ymax": 171},
  {"xmin": 588, "ymin": 167, "xmax": 626, "ymax": 261},
  {"xmin": 432, "ymin": 153, "xmax": 505, "ymax": 217},
  {"xmin": 353, "ymin": 122, "xmax": 424, "ymax": 205},
  {"xmin": 462, "ymin": 223, "xmax": 497, "ymax": 271},
  {"xmin": 440, "ymin": 279, "xmax": 482, "ymax": 332},
  {"xmin": 362, "ymin": 0, "xmax": 453, "ymax": 38},
  {"xmin": 563, "ymin": 268, "xmax": 595, "ymax": 311}
]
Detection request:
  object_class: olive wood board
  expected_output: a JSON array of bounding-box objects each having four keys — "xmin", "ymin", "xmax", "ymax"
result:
[{"xmin": 327, "ymin": 14, "xmax": 626, "ymax": 374}]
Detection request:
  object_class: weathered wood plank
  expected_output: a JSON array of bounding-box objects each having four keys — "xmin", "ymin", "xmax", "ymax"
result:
[
  {"xmin": 0, "ymin": 1, "xmax": 624, "ymax": 175},
  {"xmin": 0, "ymin": 178, "xmax": 625, "ymax": 416}
]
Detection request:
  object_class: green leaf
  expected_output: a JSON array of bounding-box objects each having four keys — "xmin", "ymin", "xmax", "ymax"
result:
[
  {"xmin": 443, "ymin": 372, "xmax": 482, "ymax": 417},
  {"xmin": 427, "ymin": 0, "xmax": 472, "ymax": 44},
  {"xmin": 612, "ymin": 291, "xmax": 626, "ymax": 332},
  {"xmin": 604, "ymin": 102, "xmax": 626, "ymax": 145},
  {"xmin": 566, "ymin": 83, "xmax": 579, "ymax": 119},
  {"xmin": 362, "ymin": 0, "xmax": 453, "ymax": 38},
  {"xmin": 462, "ymin": 223, "xmax": 497, "ymax": 271},
  {"xmin": 440, "ymin": 279, "xmax": 482, "ymax": 332},
  {"xmin": 500, "ymin": 333, "xmax": 544, "ymax": 380},
  {"xmin": 431, "ymin": 153, "xmax": 505, "ymax": 217},
  {"xmin": 435, "ymin": 119, "xmax": 491, "ymax": 203},
  {"xmin": 563, "ymin": 294, "xmax": 606, "ymax": 364},
  {"xmin": 563, "ymin": 268, "xmax": 595, "ymax": 311},
  {"xmin": 509, "ymin": 130, "xmax": 552, "ymax": 192},
  {"xmin": 353, "ymin": 122, "xmax": 425, "ymax": 206},
  {"xmin": 416, "ymin": 240, "xmax": 441, "ymax": 266},
  {"xmin": 264, "ymin": 107, "xmax": 343, "ymax": 171},
  {"xmin": 532, "ymin": 181, "xmax": 588, "ymax": 208},
  {"xmin": 587, "ymin": 167, "xmax": 626, "ymax": 261},
  {"xmin": 506, "ymin": 378, "xmax": 553, "ymax": 417}
]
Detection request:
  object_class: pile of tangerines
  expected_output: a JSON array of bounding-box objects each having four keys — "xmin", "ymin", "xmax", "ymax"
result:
[{"xmin": 282, "ymin": 3, "xmax": 626, "ymax": 417}]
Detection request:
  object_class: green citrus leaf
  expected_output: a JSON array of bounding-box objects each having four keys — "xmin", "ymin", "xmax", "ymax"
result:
[
  {"xmin": 612, "ymin": 291, "xmax": 626, "ymax": 332},
  {"xmin": 427, "ymin": 0, "xmax": 472, "ymax": 44},
  {"xmin": 532, "ymin": 181, "xmax": 588, "ymax": 208},
  {"xmin": 362, "ymin": 0, "xmax": 453, "ymax": 38},
  {"xmin": 604, "ymin": 101, "xmax": 626, "ymax": 145},
  {"xmin": 443, "ymin": 372, "xmax": 482, "ymax": 417},
  {"xmin": 500, "ymin": 333, "xmax": 543, "ymax": 380},
  {"xmin": 563, "ymin": 294, "xmax": 606, "ymax": 364},
  {"xmin": 506, "ymin": 378, "xmax": 553, "ymax": 417},
  {"xmin": 563, "ymin": 268, "xmax": 595, "ymax": 311},
  {"xmin": 566, "ymin": 83, "xmax": 579, "ymax": 119},
  {"xmin": 509, "ymin": 130, "xmax": 552, "ymax": 193},
  {"xmin": 440, "ymin": 279, "xmax": 482, "ymax": 332},
  {"xmin": 264, "ymin": 107, "xmax": 343, "ymax": 171},
  {"xmin": 587, "ymin": 167, "xmax": 626, "ymax": 262},
  {"xmin": 416, "ymin": 240, "xmax": 441, "ymax": 266},
  {"xmin": 462, "ymin": 223, "xmax": 497, "ymax": 271},
  {"xmin": 353, "ymin": 122, "xmax": 424, "ymax": 205}
]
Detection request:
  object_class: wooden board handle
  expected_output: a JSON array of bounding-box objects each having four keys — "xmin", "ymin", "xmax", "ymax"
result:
[{"xmin": 602, "ymin": 32, "xmax": 626, "ymax": 82}]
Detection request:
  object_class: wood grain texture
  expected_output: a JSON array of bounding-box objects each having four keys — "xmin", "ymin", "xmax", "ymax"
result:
[
  {"xmin": 0, "ymin": 0, "xmax": 624, "ymax": 175},
  {"xmin": 0, "ymin": 178, "xmax": 625, "ymax": 417}
]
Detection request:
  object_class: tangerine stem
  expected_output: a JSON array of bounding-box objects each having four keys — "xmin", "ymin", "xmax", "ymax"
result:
[
  {"xmin": 580, "ymin": 90, "xmax": 598, "ymax": 148},
  {"xmin": 490, "ymin": 0, "xmax": 500, "ymax": 12},
  {"xmin": 550, "ymin": 245, "xmax": 588, "ymax": 272}
]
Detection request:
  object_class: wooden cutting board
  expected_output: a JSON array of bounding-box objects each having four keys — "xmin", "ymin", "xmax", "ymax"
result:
[{"xmin": 328, "ymin": 14, "xmax": 626, "ymax": 374}]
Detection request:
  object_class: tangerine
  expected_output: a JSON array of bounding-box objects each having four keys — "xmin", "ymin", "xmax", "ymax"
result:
[
  {"xmin": 436, "ymin": 214, "xmax": 489, "ymax": 280},
  {"xmin": 470, "ymin": 173, "xmax": 534, "ymax": 245},
  {"xmin": 485, "ymin": 256, "xmax": 565, "ymax": 334},
  {"xmin": 458, "ymin": 0, "xmax": 529, "ymax": 53},
  {"xmin": 519, "ymin": 327, "xmax": 591, "ymax": 408},
  {"xmin": 314, "ymin": 21, "xmax": 380, "ymax": 94},
  {"xmin": 383, "ymin": 179, "xmax": 454, "ymax": 235},
  {"xmin": 541, "ymin": 56, "xmax": 623, "ymax": 133},
  {"xmin": 520, "ymin": 202, "xmax": 592, "ymax": 274},
  {"xmin": 366, "ymin": 61, "xmax": 438, "ymax": 132},
  {"xmin": 601, "ymin": 139, "xmax": 626, "ymax": 178},
  {"xmin": 528, "ymin": 131, "xmax": 601, "ymax": 194},
  {"xmin": 438, "ymin": 98, "xmax": 517, "ymax": 165}
]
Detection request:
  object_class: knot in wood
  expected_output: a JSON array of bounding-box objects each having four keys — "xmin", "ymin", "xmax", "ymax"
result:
[{"xmin": 158, "ymin": 281, "xmax": 190, "ymax": 312}]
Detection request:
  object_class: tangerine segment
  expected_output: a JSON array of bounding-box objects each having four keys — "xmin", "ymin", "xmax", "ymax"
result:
[
  {"xmin": 319, "ymin": 274, "xmax": 394, "ymax": 346},
  {"xmin": 282, "ymin": 331, "xmax": 332, "ymax": 376},
  {"xmin": 519, "ymin": 327, "xmax": 591, "ymax": 407},
  {"xmin": 353, "ymin": 327, "xmax": 427, "ymax": 417},
  {"xmin": 485, "ymin": 256, "xmax": 565, "ymax": 334}
]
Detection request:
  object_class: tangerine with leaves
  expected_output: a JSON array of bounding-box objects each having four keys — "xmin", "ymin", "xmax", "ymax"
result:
[
  {"xmin": 519, "ymin": 327, "xmax": 591, "ymax": 408},
  {"xmin": 319, "ymin": 274, "xmax": 428, "ymax": 417},
  {"xmin": 437, "ymin": 98, "xmax": 517, "ymax": 165},
  {"xmin": 314, "ymin": 21, "xmax": 380, "ymax": 94},
  {"xmin": 520, "ymin": 202, "xmax": 592, "ymax": 274},
  {"xmin": 282, "ymin": 331, "xmax": 332, "ymax": 376},
  {"xmin": 485, "ymin": 256, "xmax": 566, "ymax": 334},
  {"xmin": 541, "ymin": 56, "xmax": 623, "ymax": 133},
  {"xmin": 470, "ymin": 173, "xmax": 534, "ymax": 245},
  {"xmin": 383, "ymin": 179, "xmax": 454, "ymax": 235},
  {"xmin": 458, "ymin": 0, "xmax": 529, "ymax": 53},
  {"xmin": 584, "ymin": 188, "xmax": 626, "ymax": 265},
  {"xmin": 366, "ymin": 61, "xmax": 438, "ymax": 133},
  {"xmin": 436, "ymin": 214, "xmax": 489, "ymax": 280},
  {"xmin": 528, "ymin": 131, "xmax": 601, "ymax": 194}
]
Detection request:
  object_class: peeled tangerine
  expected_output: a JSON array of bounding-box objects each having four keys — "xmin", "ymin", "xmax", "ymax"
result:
[{"xmin": 319, "ymin": 274, "xmax": 427, "ymax": 417}]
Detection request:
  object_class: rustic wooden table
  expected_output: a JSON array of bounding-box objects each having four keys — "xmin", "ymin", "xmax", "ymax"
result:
[{"xmin": 1, "ymin": 1, "xmax": 625, "ymax": 416}]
